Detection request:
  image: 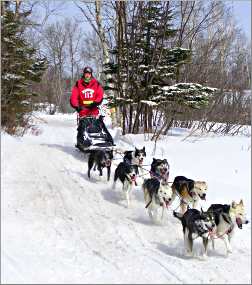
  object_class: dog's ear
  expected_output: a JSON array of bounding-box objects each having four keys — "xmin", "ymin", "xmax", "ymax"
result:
[
  {"xmin": 231, "ymin": 201, "xmax": 237, "ymax": 208},
  {"xmin": 208, "ymin": 208, "xmax": 214, "ymax": 216},
  {"xmin": 152, "ymin": 158, "xmax": 157, "ymax": 162},
  {"xmin": 239, "ymin": 199, "xmax": 244, "ymax": 206},
  {"xmin": 200, "ymin": 207, "xmax": 208, "ymax": 219}
]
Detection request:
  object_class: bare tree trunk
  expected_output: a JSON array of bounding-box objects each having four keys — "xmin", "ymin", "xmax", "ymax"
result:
[
  {"xmin": 95, "ymin": 1, "xmax": 110, "ymax": 66},
  {"xmin": 144, "ymin": 105, "xmax": 148, "ymax": 133},
  {"xmin": 128, "ymin": 105, "xmax": 133, "ymax": 133},
  {"xmin": 151, "ymin": 118, "xmax": 168, "ymax": 141},
  {"xmin": 162, "ymin": 117, "xmax": 174, "ymax": 135},
  {"xmin": 122, "ymin": 105, "xmax": 126, "ymax": 135},
  {"xmin": 132, "ymin": 103, "xmax": 144, "ymax": 134},
  {"xmin": 148, "ymin": 107, "xmax": 153, "ymax": 133}
]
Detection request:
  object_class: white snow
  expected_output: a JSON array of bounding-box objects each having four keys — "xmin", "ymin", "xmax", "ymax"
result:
[
  {"xmin": 2, "ymin": 73, "xmax": 24, "ymax": 80},
  {"xmin": 2, "ymin": 113, "xmax": 251, "ymax": 284},
  {"xmin": 141, "ymin": 100, "xmax": 158, "ymax": 106},
  {"xmin": 27, "ymin": 69, "xmax": 36, "ymax": 75}
]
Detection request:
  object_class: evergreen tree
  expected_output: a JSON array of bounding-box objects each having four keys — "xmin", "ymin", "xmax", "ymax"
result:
[
  {"xmin": 1, "ymin": 1, "xmax": 47, "ymax": 134},
  {"xmin": 105, "ymin": 2, "xmax": 217, "ymax": 134}
]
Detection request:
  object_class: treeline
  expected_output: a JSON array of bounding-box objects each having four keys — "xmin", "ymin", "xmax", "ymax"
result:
[
  {"xmin": 1, "ymin": 1, "xmax": 47, "ymax": 134},
  {"xmin": 1, "ymin": 1, "xmax": 251, "ymax": 136}
]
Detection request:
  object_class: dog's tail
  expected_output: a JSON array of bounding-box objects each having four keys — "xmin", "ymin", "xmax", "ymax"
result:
[{"xmin": 173, "ymin": 211, "xmax": 183, "ymax": 221}]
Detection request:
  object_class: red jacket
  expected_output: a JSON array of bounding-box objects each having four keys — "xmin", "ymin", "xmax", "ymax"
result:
[{"xmin": 70, "ymin": 77, "xmax": 104, "ymax": 117}]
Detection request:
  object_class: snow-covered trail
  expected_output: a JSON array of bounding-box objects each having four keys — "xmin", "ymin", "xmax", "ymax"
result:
[{"xmin": 2, "ymin": 114, "xmax": 251, "ymax": 284}]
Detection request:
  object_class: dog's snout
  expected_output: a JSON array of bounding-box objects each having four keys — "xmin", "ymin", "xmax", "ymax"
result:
[
  {"xmin": 168, "ymin": 198, "xmax": 172, "ymax": 201},
  {"xmin": 245, "ymin": 220, "xmax": 249, "ymax": 224},
  {"xmin": 200, "ymin": 193, "xmax": 206, "ymax": 200}
]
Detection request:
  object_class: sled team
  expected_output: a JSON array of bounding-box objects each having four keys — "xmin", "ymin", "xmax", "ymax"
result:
[
  {"xmin": 70, "ymin": 67, "xmax": 249, "ymax": 258},
  {"xmin": 86, "ymin": 146, "xmax": 249, "ymax": 258}
]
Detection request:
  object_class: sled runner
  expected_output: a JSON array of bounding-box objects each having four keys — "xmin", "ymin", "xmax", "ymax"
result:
[{"xmin": 75, "ymin": 115, "xmax": 115, "ymax": 153}]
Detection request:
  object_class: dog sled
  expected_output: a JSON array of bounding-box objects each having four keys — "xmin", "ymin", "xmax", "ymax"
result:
[{"xmin": 75, "ymin": 115, "xmax": 115, "ymax": 153}]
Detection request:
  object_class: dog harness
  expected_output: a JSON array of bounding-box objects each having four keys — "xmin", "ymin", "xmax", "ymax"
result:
[
  {"xmin": 149, "ymin": 170, "xmax": 162, "ymax": 179},
  {"xmin": 149, "ymin": 170, "xmax": 169, "ymax": 185}
]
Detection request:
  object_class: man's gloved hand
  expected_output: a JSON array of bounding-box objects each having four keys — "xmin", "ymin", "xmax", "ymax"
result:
[{"xmin": 75, "ymin": 106, "xmax": 82, "ymax": 113}]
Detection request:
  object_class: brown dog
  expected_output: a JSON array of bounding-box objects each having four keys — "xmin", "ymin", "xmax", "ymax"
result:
[{"xmin": 171, "ymin": 176, "xmax": 207, "ymax": 214}]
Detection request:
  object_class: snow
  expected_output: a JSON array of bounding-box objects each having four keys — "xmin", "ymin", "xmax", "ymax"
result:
[
  {"xmin": 2, "ymin": 113, "xmax": 251, "ymax": 284},
  {"xmin": 140, "ymin": 100, "xmax": 158, "ymax": 106},
  {"xmin": 2, "ymin": 73, "xmax": 24, "ymax": 80},
  {"xmin": 3, "ymin": 37, "xmax": 12, "ymax": 43},
  {"xmin": 27, "ymin": 69, "xmax": 36, "ymax": 75}
]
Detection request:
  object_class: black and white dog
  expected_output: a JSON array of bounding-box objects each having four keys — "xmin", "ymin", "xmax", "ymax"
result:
[
  {"xmin": 207, "ymin": 200, "xmax": 249, "ymax": 255},
  {"xmin": 123, "ymin": 147, "xmax": 146, "ymax": 176},
  {"xmin": 142, "ymin": 178, "xmax": 173, "ymax": 222},
  {"xmin": 113, "ymin": 162, "xmax": 137, "ymax": 207},
  {"xmin": 150, "ymin": 158, "xmax": 170, "ymax": 185},
  {"xmin": 87, "ymin": 149, "xmax": 113, "ymax": 181},
  {"xmin": 173, "ymin": 208, "xmax": 215, "ymax": 257}
]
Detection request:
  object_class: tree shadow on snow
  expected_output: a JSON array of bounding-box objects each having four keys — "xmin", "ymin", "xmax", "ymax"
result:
[{"xmin": 40, "ymin": 143, "xmax": 88, "ymax": 162}]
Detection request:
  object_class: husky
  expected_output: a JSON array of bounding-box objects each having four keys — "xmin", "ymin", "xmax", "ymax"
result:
[
  {"xmin": 87, "ymin": 149, "xmax": 113, "ymax": 181},
  {"xmin": 150, "ymin": 158, "xmax": 170, "ymax": 184},
  {"xmin": 113, "ymin": 162, "xmax": 137, "ymax": 207},
  {"xmin": 171, "ymin": 176, "xmax": 207, "ymax": 214},
  {"xmin": 123, "ymin": 147, "xmax": 146, "ymax": 176},
  {"xmin": 207, "ymin": 199, "xmax": 249, "ymax": 255},
  {"xmin": 142, "ymin": 178, "xmax": 173, "ymax": 222},
  {"xmin": 173, "ymin": 208, "xmax": 215, "ymax": 257}
]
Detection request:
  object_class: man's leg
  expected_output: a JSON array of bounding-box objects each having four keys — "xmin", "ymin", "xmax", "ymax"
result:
[
  {"xmin": 99, "ymin": 116, "xmax": 114, "ymax": 145},
  {"xmin": 77, "ymin": 119, "xmax": 92, "ymax": 148},
  {"xmin": 77, "ymin": 119, "xmax": 85, "ymax": 147}
]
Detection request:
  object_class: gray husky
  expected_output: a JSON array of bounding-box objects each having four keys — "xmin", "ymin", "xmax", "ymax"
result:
[
  {"xmin": 173, "ymin": 208, "xmax": 215, "ymax": 257},
  {"xmin": 207, "ymin": 200, "xmax": 249, "ymax": 255}
]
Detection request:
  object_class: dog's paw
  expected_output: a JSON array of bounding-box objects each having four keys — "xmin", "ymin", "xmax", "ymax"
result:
[
  {"xmin": 201, "ymin": 253, "xmax": 208, "ymax": 260},
  {"xmin": 227, "ymin": 248, "xmax": 233, "ymax": 254},
  {"xmin": 125, "ymin": 198, "xmax": 131, "ymax": 208},
  {"xmin": 184, "ymin": 251, "xmax": 193, "ymax": 258}
]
